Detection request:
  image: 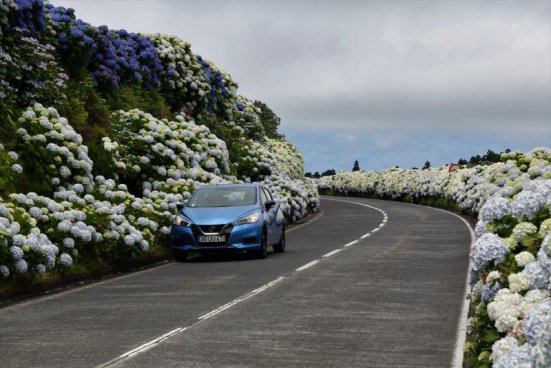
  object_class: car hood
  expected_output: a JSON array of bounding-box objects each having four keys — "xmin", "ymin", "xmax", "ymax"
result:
[{"xmin": 182, "ymin": 205, "xmax": 259, "ymax": 225}]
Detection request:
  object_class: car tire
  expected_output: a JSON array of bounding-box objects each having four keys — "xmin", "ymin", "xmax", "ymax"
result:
[
  {"xmin": 255, "ymin": 229, "xmax": 268, "ymax": 259},
  {"xmin": 273, "ymin": 226, "xmax": 285, "ymax": 253},
  {"xmin": 173, "ymin": 251, "xmax": 188, "ymax": 262}
]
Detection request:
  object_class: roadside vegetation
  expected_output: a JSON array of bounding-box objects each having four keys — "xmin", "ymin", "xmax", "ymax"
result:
[
  {"xmin": 0, "ymin": 0, "xmax": 319, "ymax": 293},
  {"xmin": 317, "ymin": 148, "xmax": 551, "ymax": 367}
]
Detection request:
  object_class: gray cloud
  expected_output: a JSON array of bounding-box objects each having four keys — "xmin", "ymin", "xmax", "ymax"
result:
[{"xmin": 55, "ymin": 0, "xmax": 551, "ymax": 169}]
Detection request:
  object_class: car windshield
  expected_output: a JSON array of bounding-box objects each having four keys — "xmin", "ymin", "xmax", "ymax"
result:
[{"xmin": 186, "ymin": 187, "xmax": 257, "ymax": 207}]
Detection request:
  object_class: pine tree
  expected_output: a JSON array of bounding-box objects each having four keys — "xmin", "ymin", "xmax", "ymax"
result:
[
  {"xmin": 422, "ymin": 160, "xmax": 431, "ymax": 170},
  {"xmin": 352, "ymin": 160, "xmax": 360, "ymax": 172}
]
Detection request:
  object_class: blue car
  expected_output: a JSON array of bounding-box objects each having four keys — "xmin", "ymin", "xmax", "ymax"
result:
[{"xmin": 171, "ymin": 183, "xmax": 286, "ymax": 261}]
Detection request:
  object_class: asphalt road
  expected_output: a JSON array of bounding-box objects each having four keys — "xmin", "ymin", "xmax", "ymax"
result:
[{"xmin": 0, "ymin": 196, "xmax": 472, "ymax": 368}]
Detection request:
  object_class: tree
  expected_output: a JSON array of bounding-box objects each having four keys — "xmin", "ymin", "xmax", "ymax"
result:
[
  {"xmin": 469, "ymin": 155, "xmax": 482, "ymax": 165},
  {"xmin": 253, "ymin": 100, "xmax": 282, "ymax": 139},
  {"xmin": 321, "ymin": 169, "xmax": 336, "ymax": 177},
  {"xmin": 304, "ymin": 172, "xmax": 312, "ymax": 178},
  {"xmin": 458, "ymin": 158, "xmax": 468, "ymax": 165},
  {"xmin": 484, "ymin": 149, "xmax": 500, "ymax": 163},
  {"xmin": 422, "ymin": 160, "xmax": 431, "ymax": 170},
  {"xmin": 313, "ymin": 171, "xmax": 321, "ymax": 179},
  {"xmin": 352, "ymin": 160, "xmax": 360, "ymax": 172}
]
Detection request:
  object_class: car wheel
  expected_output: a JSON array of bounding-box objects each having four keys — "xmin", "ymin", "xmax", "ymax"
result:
[
  {"xmin": 273, "ymin": 226, "xmax": 285, "ymax": 253},
  {"xmin": 255, "ymin": 228, "xmax": 268, "ymax": 259},
  {"xmin": 173, "ymin": 251, "xmax": 188, "ymax": 262}
]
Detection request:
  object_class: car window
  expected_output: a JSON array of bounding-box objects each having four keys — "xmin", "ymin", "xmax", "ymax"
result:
[
  {"xmin": 259, "ymin": 187, "xmax": 269, "ymax": 205},
  {"xmin": 187, "ymin": 187, "xmax": 257, "ymax": 207},
  {"xmin": 262, "ymin": 187, "xmax": 273, "ymax": 201}
]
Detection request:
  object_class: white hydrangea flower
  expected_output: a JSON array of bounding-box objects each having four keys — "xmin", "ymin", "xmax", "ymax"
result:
[
  {"xmin": 487, "ymin": 288, "xmax": 525, "ymax": 332},
  {"xmin": 508, "ymin": 273, "xmax": 530, "ymax": 293},
  {"xmin": 11, "ymin": 164, "xmax": 23, "ymax": 174},
  {"xmin": 515, "ymin": 251, "xmax": 535, "ymax": 267},
  {"xmin": 487, "ymin": 271, "xmax": 501, "ymax": 283},
  {"xmin": 512, "ymin": 222, "xmax": 538, "ymax": 243},
  {"xmin": 7, "ymin": 151, "xmax": 18, "ymax": 161}
]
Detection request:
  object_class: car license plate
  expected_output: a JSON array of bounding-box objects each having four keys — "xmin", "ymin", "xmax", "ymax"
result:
[{"xmin": 199, "ymin": 235, "xmax": 226, "ymax": 243}]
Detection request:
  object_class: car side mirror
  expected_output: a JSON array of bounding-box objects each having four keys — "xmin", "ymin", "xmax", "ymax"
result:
[
  {"xmin": 176, "ymin": 203, "xmax": 185, "ymax": 211},
  {"xmin": 264, "ymin": 200, "xmax": 276, "ymax": 210}
]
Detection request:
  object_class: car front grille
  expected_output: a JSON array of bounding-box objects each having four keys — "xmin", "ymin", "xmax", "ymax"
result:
[
  {"xmin": 197, "ymin": 224, "xmax": 225, "ymax": 234},
  {"xmin": 192, "ymin": 224, "xmax": 233, "ymax": 247}
]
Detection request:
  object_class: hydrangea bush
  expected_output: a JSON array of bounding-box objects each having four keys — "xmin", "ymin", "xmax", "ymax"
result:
[
  {"xmin": 151, "ymin": 33, "xmax": 211, "ymax": 114},
  {"xmin": 0, "ymin": 1, "xmax": 319, "ymax": 298},
  {"xmin": 103, "ymin": 108, "xmax": 235, "ymax": 217},
  {"xmin": 0, "ymin": 27, "xmax": 67, "ymax": 121},
  {"xmin": 0, "ymin": 105, "xmax": 319, "ymax": 282},
  {"xmin": 318, "ymin": 148, "xmax": 551, "ymax": 367}
]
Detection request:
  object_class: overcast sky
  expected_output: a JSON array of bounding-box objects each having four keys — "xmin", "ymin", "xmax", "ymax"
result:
[{"xmin": 56, "ymin": 0, "xmax": 551, "ymax": 172}]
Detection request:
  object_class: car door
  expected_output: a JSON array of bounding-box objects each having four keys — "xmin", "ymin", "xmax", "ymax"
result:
[
  {"xmin": 260, "ymin": 187, "xmax": 274, "ymax": 244},
  {"xmin": 262, "ymin": 187, "xmax": 278, "ymax": 244}
]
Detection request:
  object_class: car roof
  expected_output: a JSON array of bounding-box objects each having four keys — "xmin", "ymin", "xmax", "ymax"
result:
[{"xmin": 198, "ymin": 183, "xmax": 262, "ymax": 189}]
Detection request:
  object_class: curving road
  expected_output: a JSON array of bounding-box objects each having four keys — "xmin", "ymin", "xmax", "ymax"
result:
[{"xmin": 0, "ymin": 196, "xmax": 473, "ymax": 368}]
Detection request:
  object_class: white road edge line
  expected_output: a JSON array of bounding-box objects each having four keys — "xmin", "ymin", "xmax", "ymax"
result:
[
  {"xmin": 430, "ymin": 207, "xmax": 474, "ymax": 368},
  {"xmin": 325, "ymin": 196, "xmax": 473, "ymax": 368}
]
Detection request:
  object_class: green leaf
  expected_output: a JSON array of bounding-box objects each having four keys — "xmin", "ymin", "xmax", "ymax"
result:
[{"xmin": 481, "ymin": 329, "xmax": 501, "ymax": 343}]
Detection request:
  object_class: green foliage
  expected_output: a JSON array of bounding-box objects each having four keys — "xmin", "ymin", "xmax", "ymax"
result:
[
  {"xmin": 56, "ymin": 77, "xmax": 113, "ymax": 178},
  {"xmin": 352, "ymin": 160, "xmax": 360, "ymax": 172},
  {"xmin": 105, "ymin": 85, "xmax": 172, "ymax": 120},
  {"xmin": 253, "ymin": 100, "xmax": 282, "ymax": 139},
  {"xmin": 322, "ymin": 169, "xmax": 336, "ymax": 177}
]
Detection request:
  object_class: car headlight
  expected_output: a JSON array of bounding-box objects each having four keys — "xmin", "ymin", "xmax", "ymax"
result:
[
  {"xmin": 234, "ymin": 212, "xmax": 260, "ymax": 225},
  {"xmin": 173, "ymin": 215, "xmax": 192, "ymax": 227}
]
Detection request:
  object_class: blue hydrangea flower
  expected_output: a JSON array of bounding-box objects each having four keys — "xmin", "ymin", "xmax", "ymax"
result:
[
  {"xmin": 15, "ymin": 259, "xmax": 28, "ymax": 273},
  {"xmin": 481, "ymin": 283, "xmax": 501, "ymax": 303},
  {"xmin": 523, "ymin": 301, "xmax": 551, "ymax": 345},
  {"xmin": 471, "ymin": 233, "xmax": 509, "ymax": 271},
  {"xmin": 0, "ymin": 265, "xmax": 10, "ymax": 278},
  {"xmin": 480, "ymin": 196, "xmax": 512, "ymax": 222}
]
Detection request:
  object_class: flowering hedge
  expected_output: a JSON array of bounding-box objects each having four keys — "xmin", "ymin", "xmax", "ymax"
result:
[
  {"xmin": 317, "ymin": 148, "xmax": 551, "ymax": 367},
  {"xmin": 0, "ymin": 1, "xmax": 318, "ymax": 295},
  {"xmin": 0, "ymin": 27, "xmax": 67, "ymax": 121},
  {"xmin": 0, "ymin": 104, "xmax": 319, "ymax": 282},
  {"xmin": 0, "ymin": 1, "xmax": 239, "ymax": 117}
]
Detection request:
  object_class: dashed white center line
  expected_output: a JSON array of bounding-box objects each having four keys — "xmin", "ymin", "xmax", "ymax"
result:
[
  {"xmin": 323, "ymin": 248, "xmax": 343, "ymax": 258},
  {"xmin": 344, "ymin": 240, "xmax": 359, "ymax": 247},
  {"xmin": 296, "ymin": 259, "xmax": 320, "ymax": 271},
  {"xmin": 97, "ymin": 197, "xmax": 389, "ymax": 368},
  {"xmin": 199, "ymin": 276, "xmax": 285, "ymax": 320},
  {"xmin": 97, "ymin": 327, "xmax": 186, "ymax": 367}
]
